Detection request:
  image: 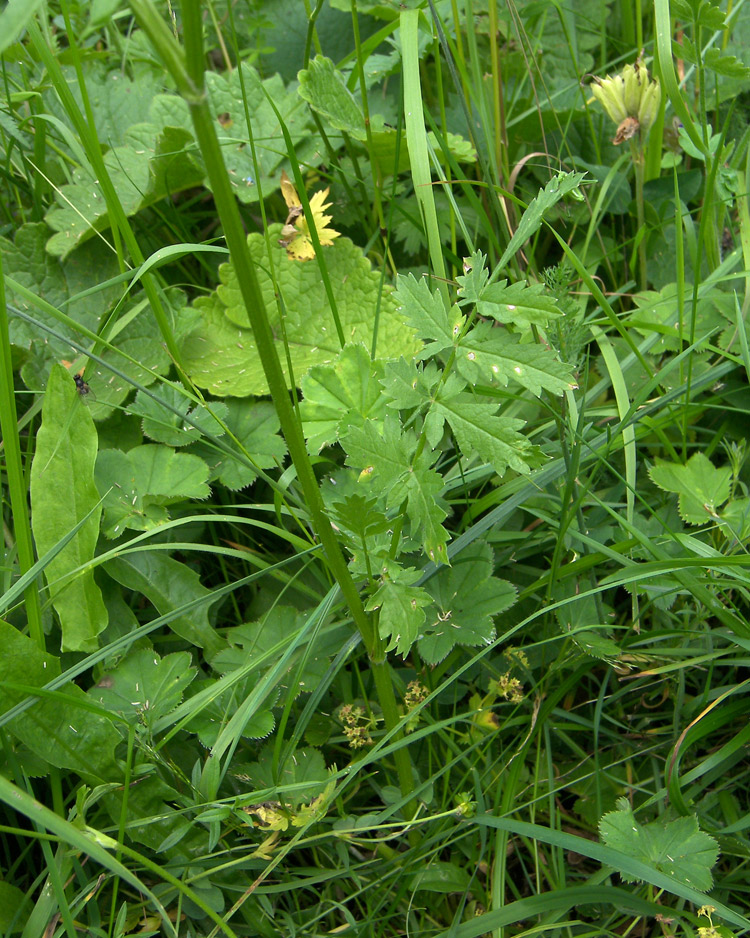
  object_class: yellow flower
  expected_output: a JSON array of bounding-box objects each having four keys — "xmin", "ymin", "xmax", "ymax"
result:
[
  {"xmin": 591, "ymin": 60, "xmax": 662, "ymax": 144},
  {"xmin": 279, "ymin": 170, "xmax": 340, "ymax": 261}
]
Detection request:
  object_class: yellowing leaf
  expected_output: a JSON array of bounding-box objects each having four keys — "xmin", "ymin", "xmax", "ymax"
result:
[{"xmin": 278, "ymin": 170, "xmax": 340, "ymax": 261}]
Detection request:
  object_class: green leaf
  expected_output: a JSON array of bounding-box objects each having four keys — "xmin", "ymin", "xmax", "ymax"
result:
[
  {"xmin": 459, "ymin": 275, "xmax": 563, "ymax": 329},
  {"xmin": 104, "ymin": 552, "xmax": 225, "ymax": 658},
  {"xmin": 0, "ymin": 621, "xmax": 120, "ymax": 780},
  {"xmin": 648, "ymin": 453, "xmax": 731, "ymax": 524},
  {"xmin": 190, "ymin": 399, "xmax": 287, "ymax": 491},
  {"xmin": 0, "ymin": 0, "xmax": 44, "ymax": 55},
  {"xmin": 205, "ymin": 64, "xmax": 316, "ymax": 204},
  {"xmin": 408, "ymin": 861, "xmax": 472, "ymax": 893},
  {"xmin": 342, "ymin": 417, "xmax": 450, "ymax": 561},
  {"xmin": 704, "ymin": 48, "xmax": 750, "ymax": 80},
  {"xmin": 418, "ymin": 541, "xmax": 516, "ymax": 664},
  {"xmin": 367, "ymin": 576, "xmax": 433, "ymax": 657},
  {"xmin": 300, "ymin": 344, "xmax": 387, "ymax": 452},
  {"xmin": 0, "ymin": 878, "xmax": 30, "ymax": 932},
  {"xmin": 457, "ymin": 321, "xmax": 576, "ymax": 395},
  {"xmin": 393, "ymin": 272, "xmax": 462, "ymax": 355},
  {"xmin": 297, "ymin": 55, "xmax": 368, "ymax": 139},
  {"xmin": 128, "ymin": 387, "xmax": 228, "ymax": 447},
  {"xmin": 434, "ymin": 395, "xmax": 545, "ymax": 476},
  {"xmin": 498, "ymin": 172, "xmax": 587, "ymax": 269},
  {"xmin": 380, "ymin": 357, "xmax": 440, "ymax": 409},
  {"xmin": 95, "ymin": 444, "xmax": 210, "ymax": 536},
  {"xmin": 186, "ymin": 674, "xmax": 275, "ymax": 748},
  {"xmin": 234, "ymin": 745, "xmax": 329, "ymax": 807},
  {"xmin": 30, "ymin": 364, "xmax": 108, "ymax": 652},
  {"xmin": 181, "ymin": 231, "xmax": 419, "ymax": 396},
  {"xmin": 91, "ymin": 648, "xmax": 195, "ymax": 730},
  {"xmin": 600, "ymin": 798, "xmax": 719, "ymax": 891}
]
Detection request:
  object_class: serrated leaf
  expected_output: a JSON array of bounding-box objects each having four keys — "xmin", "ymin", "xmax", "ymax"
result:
[
  {"xmin": 0, "ymin": 621, "xmax": 120, "ymax": 779},
  {"xmin": 30, "ymin": 365, "xmax": 108, "ymax": 652},
  {"xmin": 234, "ymin": 745, "xmax": 329, "ymax": 807},
  {"xmin": 457, "ymin": 321, "xmax": 576, "ymax": 395},
  {"xmin": 297, "ymin": 55, "xmax": 368, "ymax": 139},
  {"xmin": 187, "ymin": 676, "xmax": 275, "ymax": 748},
  {"xmin": 600, "ymin": 799, "xmax": 719, "ymax": 891},
  {"xmin": 456, "ymin": 250, "xmax": 491, "ymax": 300},
  {"xmin": 105, "ymin": 552, "xmax": 225, "ymax": 657},
  {"xmin": 498, "ymin": 171, "xmax": 587, "ymax": 268},
  {"xmin": 463, "ymin": 278, "xmax": 563, "ymax": 329},
  {"xmin": 649, "ymin": 453, "xmax": 731, "ymax": 524},
  {"xmin": 393, "ymin": 273, "xmax": 462, "ymax": 355},
  {"xmin": 434, "ymin": 396, "xmax": 545, "ymax": 476},
  {"xmin": 91, "ymin": 648, "xmax": 195, "ymax": 730},
  {"xmin": 300, "ymin": 344, "xmax": 387, "ymax": 452},
  {"xmin": 190, "ymin": 399, "xmax": 286, "ymax": 490},
  {"xmin": 419, "ymin": 542, "xmax": 516, "ymax": 664},
  {"xmin": 704, "ymin": 48, "xmax": 750, "ymax": 79},
  {"xmin": 205, "ymin": 64, "xmax": 315, "ymax": 204},
  {"xmin": 342, "ymin": 418, "xmax": 450, "ymax": 561},
  {"xmin": 181, "ymin": 231, "xmax": 419, "ymax": 396},
  {"xmin": 129, "ymin": 386, "xmax": 228, "ymax": 447},
  {"xmin": 380, "ymin": 357, "xmax": 440, "ymax": 409},
  {"xmin": 366, "ymin": 578, "xmax": 432, "ymax": 656}
]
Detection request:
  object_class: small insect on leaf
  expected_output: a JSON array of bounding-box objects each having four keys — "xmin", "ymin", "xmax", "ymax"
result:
[
  {"xmin": 74, "ymin": 372, "xmax": 96, "ymax": 402},
  {"xmin": 278, "ymin": 169, "xmax": 340, "ymax": 262}
]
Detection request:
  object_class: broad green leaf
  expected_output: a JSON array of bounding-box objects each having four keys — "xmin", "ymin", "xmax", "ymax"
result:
[
  {"xmin": 234, "ymin": 745, "xmax": 329, "ymax": 807},
  {"xmin": 181, "ymin": 231, "xmax": 419, "ymax": 395},
  {"xmin": 95, "ymin": 444, "xmax": 210, "ymax": 536},
  {"xmin": 648, "ymin": 453, "xmax": 732, "ymax": 524},
  {"xmin": 366, "ymin": 577, "xmax": 432, "ymax": 657},
  {"xmin": 186, "ymin": 673, "xmax": 276, "ymax": 748},
  {"xmin": 498, "ymin": 171, "xmax": 587, "ymax": 268},
  {"xmin": 104, "ymin": 552, "xmax": 225, "ymax": 658},
  {"xmin": 189, "ymin": 399, "xmax": 287, "ymax": 490},
  {"xmin": 0, "ymin": 621, "xmax": 119, "ymax": 780},
  {"xmin": 629, "ymin": 283, "xmax": 728, "ymax": 353},
  {"xmin": 704, "ymin": 48, "xmax": 750, "ymax": 80},
  {"xmin": 0, "ymin": 1, "xmax": 44, "ymax": 54},
  {"xmin": 408, "ymin": 861, "xmax": 472, "ymax": 893},
  {"xmin": 0, "ymin": 878, "xmax": 29, "ymax": 932},
  {"xmin": 300, "ymin": 344, "xmax": 387, "ymax": 452},
  {"xmin": 434, "ymin": 396, "xmax": 545, "ymax": 476},
  {"xmin": 418, "ymin": 542, "xmax": 516, "ymax": 664},
  {"xmin": 297, "ymin": 55, "xmax": 369, "ymax": 139},
  {"xmin": 381, "ymin": 359, "xmax": 444, "ymax": 412},
  {"xmin": 600, "ymin": 798, "xmax": 719, "ymax": 891},
  {"xmin": 129, "ymin": 387, "xmax": 229, "ymax": 447},
  {"xmin": 457, "ymin": 321, "xmax": 576, "ymax": 395},
  {"xmin": 205, "ymin": 64, "xmax": 316, "ymax": 204},
  {"xmin": 101, "ymin": 774, "xmax": 196, "ymax": 853},
  {"xmin": 30, "ymin": 364, "xmax": 108, "ymax": 652},
  {"xmin": 91, "ymin": 648, "xmax": 195, "ymax": 730}
]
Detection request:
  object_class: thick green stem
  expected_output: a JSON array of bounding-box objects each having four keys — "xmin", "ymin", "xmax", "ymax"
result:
[{"xmin": 130, "ymin": 0, "xmax": 416, "ymax": 816}]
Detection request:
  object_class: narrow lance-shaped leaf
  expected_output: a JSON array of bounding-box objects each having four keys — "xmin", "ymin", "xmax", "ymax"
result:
[{"xmin": 30, "ymin": 364, "xmax": 108, "ymax": 651}]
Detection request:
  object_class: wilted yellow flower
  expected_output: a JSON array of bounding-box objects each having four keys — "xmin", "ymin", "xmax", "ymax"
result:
[
  {"xmin": 279, "ymin": 170, "xmax": 340, "ymax": 261},
  {"xmin": 591, "ymin": 60, "xmax": 662, "ymax": 144}
]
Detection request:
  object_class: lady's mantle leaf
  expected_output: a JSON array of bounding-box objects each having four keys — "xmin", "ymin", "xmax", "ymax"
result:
[
  {"xmin": 419, "ymin": 542, "xmax": 516, "ymax": 664},
  {"xmin": 181, "ymin": 230, "xmax": 419, "ymax": 396},
  {"xmin": 96, "ymin": 444, "xmax": 210, "ymax": 537},
  {"xmin": 599, "ymin": 798, "xmax": 719, "ymax": 891},
  {"xmin": 279, "ymin": 170, "xmax": 340, "ymax": 261},
  {"xmin": 300, "ymin": 344, "xmax": 387, "ymax": 452},
  {"xmin": 648, "ymin": 453, "xmax": 731, "ymax": 524},
  {"xmin": 30, "ymin": 365, "xmax": 108, "ymax": 652},
  {"xmin": 129, "ymin": 386, "xmax": 229, "ymax": 447},
  {"xmin": 91, "ymin": 648, "xmax": 196, "ymax": 731},
  {"xmin": 189, "ymin": 399, "xmax": 287, "ymax": 491}
]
